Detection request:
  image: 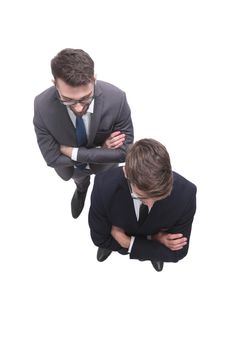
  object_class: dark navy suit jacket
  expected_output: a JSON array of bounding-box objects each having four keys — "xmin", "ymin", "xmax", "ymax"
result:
[{"xmin": 89, "ymin": 167, "xmax": 197, "ymax": 262}]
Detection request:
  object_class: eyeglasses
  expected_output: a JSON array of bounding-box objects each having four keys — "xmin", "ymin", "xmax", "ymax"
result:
[{"xmin": 56, "ymin": 87, "xmax": 94, "ymax": 106}]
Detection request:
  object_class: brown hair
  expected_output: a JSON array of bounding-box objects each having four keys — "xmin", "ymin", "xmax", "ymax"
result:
[
  {"xmin": 125, "ymin": 139, "xmax": 173, "ymax": 199},
  {"xmin": 51, "ymin": 48, "xmax": 94, "ymax": 86}
]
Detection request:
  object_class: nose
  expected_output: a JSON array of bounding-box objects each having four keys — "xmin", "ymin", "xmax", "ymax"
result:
[
  {"xmin": 73, "ymin": 102, "xmax": 84, "ymax": 112},
  {"xmin": 142, "ymin": 198, "xmax": 155, "ymax": 209}
]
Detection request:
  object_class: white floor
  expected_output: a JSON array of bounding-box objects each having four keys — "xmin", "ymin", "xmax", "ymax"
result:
[{"xmin": 1, "ymin": 1, "xmax": 235, "ymax": 349}]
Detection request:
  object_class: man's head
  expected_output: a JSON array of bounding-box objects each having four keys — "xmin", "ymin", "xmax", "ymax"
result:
[
  {"xmin": 51, "ymin": 48, "xmax": 94, "ymax": 86},
  {"xmin": 125, "ymin": 139, "xmax": 173, "ymax": 206},
  {"xmin": 51, "ymin": 48, "xmax": 95, "ymax": 116}
]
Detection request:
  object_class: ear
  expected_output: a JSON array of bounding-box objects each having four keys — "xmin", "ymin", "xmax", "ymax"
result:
[{"xmin": 52, "ymin": 79, "xmax": 56, "ymax": 86}]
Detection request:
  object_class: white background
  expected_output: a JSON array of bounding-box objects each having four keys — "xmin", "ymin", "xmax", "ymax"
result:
[{"xmin": 0, "ymin": 1, "xmax": 235, "ymax": 349}]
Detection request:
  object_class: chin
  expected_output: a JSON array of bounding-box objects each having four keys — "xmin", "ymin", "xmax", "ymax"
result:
[
  {"xmin": 71, "ymin": 107, "xmax": 88, "ymax": 117},
  {"xmin": 74, "ymin": 112, "xmax": 84, "ymax": 117}
]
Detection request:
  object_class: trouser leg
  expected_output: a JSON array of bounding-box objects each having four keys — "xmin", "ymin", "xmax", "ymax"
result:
[
  {"xmin": 72, "ymin": 168, "xmax": 91, "ymax": 192},
  {"xmin": 71, "ymin": 168, "xmax": 92, "ymax": 218}
]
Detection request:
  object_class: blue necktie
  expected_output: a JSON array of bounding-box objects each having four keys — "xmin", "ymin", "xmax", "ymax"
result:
[
  {"xmin": 76, "ymin": 117, "xmax": 87, "ymax": 170},
  {"xmin": 76, "ymin": 117, "xmax": 87, "ymax": 146}
]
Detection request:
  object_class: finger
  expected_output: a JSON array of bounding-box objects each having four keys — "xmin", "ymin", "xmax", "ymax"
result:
[
  {"xmin": 106, "ymin": 142, "xmax": 123, "ymax": 149},
  {"xmin": 111, "ymin": 141, "xmax": 124, "ymax": 149},
  {"xmin": 171, "ymin": 245, "xmax": 187, "ymax": 251},
  {"xmin": 110, "ymin": 131, "xmax": 121, "ymax": 138},
  {"xmin": 172, "ymin": 238, "xmax": 188, "ymax": 245},
  {"xmin": 110, "ymin": 134, "xmax": 125, "ymax": 144},
  {"xmin": 110, "ymin": 137, "xmax": 125, "ymax": 147},
  {"xmin": 170, "ymin": 245, "xmax": 185, "ymax": 251},
  {"xmin": 169, "ymin": 240, "xmax": 187, "ymax": 249},
  {"xmin": 167, "ymin": 233, "xmax": 183, "ymax": 240},
  {"xmin": 170, "ymin": 242, "xmax": 188, "ymax": 250}
]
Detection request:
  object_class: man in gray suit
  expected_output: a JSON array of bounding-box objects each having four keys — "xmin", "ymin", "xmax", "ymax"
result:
[{"xmin": 33, "ymin": 48, "xmax": 134, "ymax": 218}]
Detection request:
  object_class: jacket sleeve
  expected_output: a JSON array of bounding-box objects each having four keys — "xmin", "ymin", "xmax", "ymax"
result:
[
  {"xmin": 33, "ymin": 98, "xmax": 75, "ymax": 168},
  {"xmin": 89, "ymin": 176, "xmax": 126, "ymax": 251},
  {"xmin": 130, "ymin": 187, "xmax": 197, "ymax": 262},
  {"xmin": 76, "ymin": 93, "xmax": 133, "ymax": 164}
]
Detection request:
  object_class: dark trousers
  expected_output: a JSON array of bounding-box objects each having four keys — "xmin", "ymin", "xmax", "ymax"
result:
[{"xmin": 55, "ymin": 163, "xmax": 118, "ymax": 192}]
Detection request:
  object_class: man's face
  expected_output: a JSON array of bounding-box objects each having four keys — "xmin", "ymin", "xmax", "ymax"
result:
[
  {"xmin": 129, "ymin": 183, "xmax": 159, "ymax": 208},
  {"xmin": 55, "ymin": 78, "xmax": 95, "ymax": 117}
]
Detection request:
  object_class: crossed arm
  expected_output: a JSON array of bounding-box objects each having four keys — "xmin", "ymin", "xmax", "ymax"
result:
[
  {"xmin": 60, "ymin": 131, "xmax": 126, "ymax": 157},
  {"xmin": 111, "ymin": 226, "xmax": 187, "ymax": 251},
  {"xmin": 89, "ymin": 169, "xmax": 196, "ymax": 262},
  {"xmin": 34, "ymin": 91, "xmax": 133, "ymax": 167}
]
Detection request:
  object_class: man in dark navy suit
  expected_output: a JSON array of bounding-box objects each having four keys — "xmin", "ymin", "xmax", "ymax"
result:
[{"xmin": 89, "ymin": 139, "xmax": 197, "ymax": 271}]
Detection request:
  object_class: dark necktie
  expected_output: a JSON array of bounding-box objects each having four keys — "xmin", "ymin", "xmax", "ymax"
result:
[
  {"xmin": 138, "ymin": 204, "xmax": 149, "ymax": 225},
  {"xmin": 75, "ymin": 117, "xmax": 88, "ymax": 170},
  {"xmin": 76, "ymin": 117, "xmax": 87, "ymax": 146}
]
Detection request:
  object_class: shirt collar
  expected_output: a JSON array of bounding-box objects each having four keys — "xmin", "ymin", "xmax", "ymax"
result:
[
  {"xmin": 88, "ymin": 98, "xmax": 94, "ymax": 113},
  {"xmin": 66, "ymin": 98, "xmax": 94, "ymax": 119}
]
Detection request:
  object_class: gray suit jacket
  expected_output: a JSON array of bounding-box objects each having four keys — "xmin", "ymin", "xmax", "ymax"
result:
[{"xmin": 33, "ymin": 80, "xmax": 134, "ymax": 180}]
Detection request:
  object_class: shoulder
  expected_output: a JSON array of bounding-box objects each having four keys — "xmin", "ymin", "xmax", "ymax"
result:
[
  {"xmin": 93, "ymin": 167, "xmax": 124, "ymax": 196},
  {"xmin": 159, "ymin": 172, "xmax": 196, "ymax": 217},
  {"xmin": 168, "ymin": 172, "xmax": 197, "ymax": 210},
  {"xmin": 173, "ymin": 172, "xmax": 197, "ymax": 196},
  {"xmin": 96, "ymin": 80, "xmax": 126, "ymax": 98},
  {"xmin": 34, "ymin": 86, "xmax": 60, "ymax": 118},
  {"xmin": 34, "ymin": 86, "xmax": 57, "ymax": 104},
  {"xmin": 95, "ymin": 166, "xmax": 123, "ymax": 185}
]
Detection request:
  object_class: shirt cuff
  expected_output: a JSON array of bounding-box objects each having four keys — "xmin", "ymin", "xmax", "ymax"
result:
[
  {"xmin": 71, "ymin": 147, "xmax": 79, "ymax": 161},
  {"xmin": 128, "ymin": 236, "xmax": 135, "ymax": 253}
]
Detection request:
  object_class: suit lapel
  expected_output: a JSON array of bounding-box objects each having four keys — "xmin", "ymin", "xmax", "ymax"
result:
[
  {"xmin": 51, "ymin": 90, "xmax": 77, "ymax": 145},
  {"xmin": 109, "ymin": 178, "xmax": 138, "ymax": 230},
  {"xmin": 87, "ymin": 83, "xmax": 103, "ymax": 147}
]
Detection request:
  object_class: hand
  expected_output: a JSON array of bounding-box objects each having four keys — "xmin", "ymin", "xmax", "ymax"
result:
[
  {"xmin": 111, "ymin": 225, "xmax": 131, "ymax": 249},
  {"xmin": 152, "ymin": 232, "xmax": 187, "ymax": 251},
  {"xmin": 102, "ymin": 131, "xmax": 126, "ymax": 149},
  {"xmin": 60, "ymin": 145, "xmax": 73, "ymax": 158}
]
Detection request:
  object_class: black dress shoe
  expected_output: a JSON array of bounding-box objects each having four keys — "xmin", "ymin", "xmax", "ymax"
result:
[
  {"xmin": 71, "ymin": 189, "xmax": 87, "ymax": 219},
  {"xmin": 151, "ymin": 261, "xmax": 164, "ymax": 272},
  {"xmin": 97, "ymin": 247, "xmax": 112, "ymax": 262}
]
